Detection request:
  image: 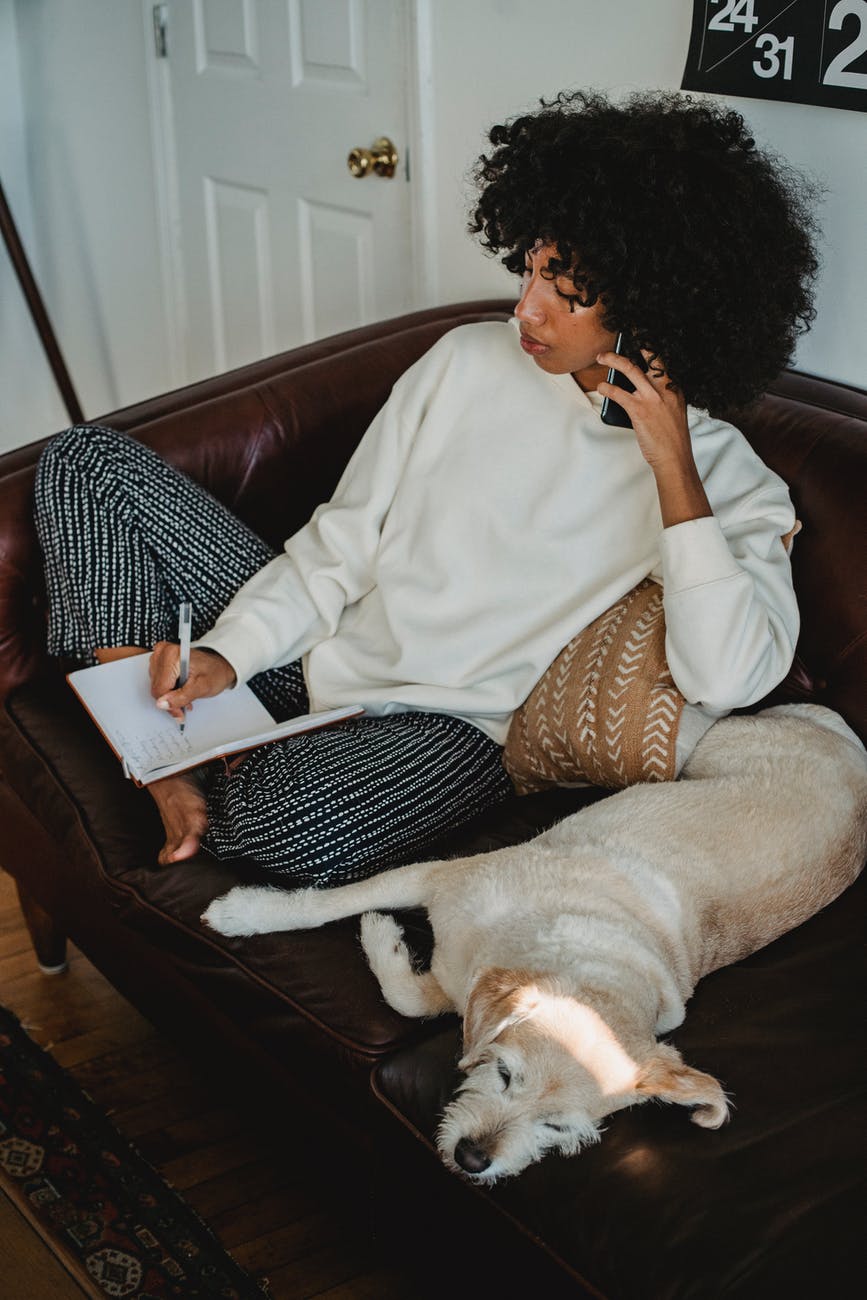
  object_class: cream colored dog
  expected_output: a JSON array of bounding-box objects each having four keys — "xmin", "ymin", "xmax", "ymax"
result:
[{"xmin": 203, "ymin": 705, "xmax": 867, "ymax": 1182}]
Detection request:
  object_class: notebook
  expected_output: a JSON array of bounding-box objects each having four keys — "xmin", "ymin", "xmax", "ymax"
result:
[{"xmin": 68, "ymin": 654, "xmax": 363, "ymax": 787}]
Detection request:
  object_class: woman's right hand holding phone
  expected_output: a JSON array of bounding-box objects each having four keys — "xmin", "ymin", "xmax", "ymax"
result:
[{"xmin": 596, "ymin": 346, "xmax": 713, "ymax": 528}]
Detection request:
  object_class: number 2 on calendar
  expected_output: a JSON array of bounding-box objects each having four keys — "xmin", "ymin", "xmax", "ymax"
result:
[{"xmin": 823, "ymin": 0, "xmax": 867, "ymax": 90}]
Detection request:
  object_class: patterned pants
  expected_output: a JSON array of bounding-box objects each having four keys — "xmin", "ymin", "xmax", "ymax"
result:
[{"xmin": 34, "ymin": 426, "xmax": 512, "ymax": 885}]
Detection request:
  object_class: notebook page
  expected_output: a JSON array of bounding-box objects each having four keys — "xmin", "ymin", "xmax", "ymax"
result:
[{"xmin": 68, "ymin": 655, "xmax": 276, "ymax": 780}]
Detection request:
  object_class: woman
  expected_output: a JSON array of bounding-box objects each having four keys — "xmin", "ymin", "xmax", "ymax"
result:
[{"xmin": 35, "ymin": 90, "xmax": 819, "ymax": 884}]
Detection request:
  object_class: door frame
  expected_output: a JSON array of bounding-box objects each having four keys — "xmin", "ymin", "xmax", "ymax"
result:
[{"xmin": 141, "ymin": 0, "xmax": 436, "ymax": 389}]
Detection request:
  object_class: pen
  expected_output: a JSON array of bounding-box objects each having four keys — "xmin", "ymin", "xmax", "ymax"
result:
[{"xmin": 177, "ymin": 600, "xmax": 192, "ymax": 734}]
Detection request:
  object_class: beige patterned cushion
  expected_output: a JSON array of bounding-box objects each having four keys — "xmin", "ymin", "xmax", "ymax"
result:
[{"xmin": 503, "ymin": 579, "xmax": 686, "ymax": 794}]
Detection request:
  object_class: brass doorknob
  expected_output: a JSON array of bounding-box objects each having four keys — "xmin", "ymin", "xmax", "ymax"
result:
[{"xmin": 347, "ymin": 136, "xmax": 398, "ymax": 179}]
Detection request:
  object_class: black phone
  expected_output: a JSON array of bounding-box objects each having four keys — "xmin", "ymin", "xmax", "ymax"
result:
[{"xmin": 600, "ymin": 331, "xmax": 648, "ymax": 428}]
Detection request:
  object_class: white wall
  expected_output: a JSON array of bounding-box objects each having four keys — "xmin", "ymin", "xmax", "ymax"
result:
[
  {"xmin": 421, "ymin": 0, "xmax": 867, "ymax": 388},
  {"xmin": 4, "ymin": 0, "xmax": 170, "ymax": 449},
  {"xmin": 2, "ymin": 0, "xmax": 864, "ymax": 455},
  {"xmin": 0, "ymin": 0, "xmax": 66, "ymax": 449}
]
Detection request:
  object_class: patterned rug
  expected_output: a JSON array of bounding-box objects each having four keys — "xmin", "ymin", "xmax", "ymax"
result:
[{"xmin": 0, "ymin": 1004, "xmax": 271, "ymax": 1298}]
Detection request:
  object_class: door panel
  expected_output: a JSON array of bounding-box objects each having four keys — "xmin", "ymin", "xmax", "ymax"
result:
[{"xmin": 162, "ymin": 0, "xmax": 412, "ymax": 383}]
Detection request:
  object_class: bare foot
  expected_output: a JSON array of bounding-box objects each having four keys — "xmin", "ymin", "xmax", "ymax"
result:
[{"xmin": 148, "ymin": 771, "xmax": 209, "ymax": 864}]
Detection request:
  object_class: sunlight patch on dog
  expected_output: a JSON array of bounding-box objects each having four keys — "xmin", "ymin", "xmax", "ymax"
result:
[{"xmin": 540, "ymin": 995, "xmax": 641, "ymax": 1098}]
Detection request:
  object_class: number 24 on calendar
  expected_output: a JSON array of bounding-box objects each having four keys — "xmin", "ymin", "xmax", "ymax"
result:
[{"xmin": 682, "ymin": 1, "xmax": 867, "ymax": 111}]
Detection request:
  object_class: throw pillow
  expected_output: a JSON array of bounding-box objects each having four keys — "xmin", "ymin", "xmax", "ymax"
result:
[{"xmin": 504, "ymin": 578, "xmax": 690, "ymax": 794}]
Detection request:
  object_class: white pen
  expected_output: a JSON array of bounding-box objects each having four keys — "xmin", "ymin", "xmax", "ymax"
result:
[{"xmin": 177, "ymin": 600, "xmax": 192, "ymax": 734}]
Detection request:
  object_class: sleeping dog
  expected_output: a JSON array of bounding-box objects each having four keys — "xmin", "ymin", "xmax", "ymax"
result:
[{"xmin": 203, "ymin": 705, "xmax": 867, "ymax": 1182}]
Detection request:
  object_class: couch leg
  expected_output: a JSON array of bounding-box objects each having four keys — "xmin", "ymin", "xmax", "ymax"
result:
[{"xmin": 15, "ymin": 882, "xmax": 68, "ymax": 974}]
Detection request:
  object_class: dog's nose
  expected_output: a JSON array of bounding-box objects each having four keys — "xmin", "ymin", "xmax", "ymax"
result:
[{"xmin": 454, "ymin": 1137, "xmax": 492, "ymax": 1174}]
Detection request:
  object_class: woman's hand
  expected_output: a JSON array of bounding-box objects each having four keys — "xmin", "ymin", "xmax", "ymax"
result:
[
  {"xmin": 149, "ymin": 643, "xmax": 236, "ymax": 720},
  {"xmin": 596, "ymin": 348, "xmax": 712, "ymax": 528}
]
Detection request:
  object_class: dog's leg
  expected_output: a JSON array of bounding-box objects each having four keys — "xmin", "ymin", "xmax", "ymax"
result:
[
  {"xmin": 360, "ymin": 912, "xmax": 454, "ymax": 1018},
  {"xmin": 202, "ymin": 859, "xmax": 439, "ymax": 937}
]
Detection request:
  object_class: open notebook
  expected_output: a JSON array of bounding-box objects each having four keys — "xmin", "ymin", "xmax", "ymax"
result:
[{"xmin": 68, "ymin": 655, "xmax": 363, "ymax": 787}]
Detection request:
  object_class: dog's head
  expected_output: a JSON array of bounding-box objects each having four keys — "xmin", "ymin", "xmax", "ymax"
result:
[{"xmin": 436, "ymin": 967, "xmax": 729, "ymax": 1183}]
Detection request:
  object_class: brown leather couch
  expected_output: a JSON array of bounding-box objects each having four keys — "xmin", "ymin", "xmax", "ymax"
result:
[{"xmin": 1, "ymin": 302, "xmax": 864, "ymax": 1299}]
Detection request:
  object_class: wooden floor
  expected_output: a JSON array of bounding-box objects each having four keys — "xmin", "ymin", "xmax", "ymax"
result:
[{"xmin": 0, "ymin": 868, "xmax": 419, "ymax": 1299}]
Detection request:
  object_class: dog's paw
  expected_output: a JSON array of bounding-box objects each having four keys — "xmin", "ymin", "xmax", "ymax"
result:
[
  {"xmin": 201, "ymin": 884, "xmax": 333, "ymax": 935},
  {"xmin": 201, "ymin": 885, "xmax": 284, "ymax": 936},
  {"xmin": 360, "ymin": 911, "xmax": 452, "ymax": 1018},
  {"xmin": 359, "ymin": 910, "xmax": 406, "ymax": 965}
]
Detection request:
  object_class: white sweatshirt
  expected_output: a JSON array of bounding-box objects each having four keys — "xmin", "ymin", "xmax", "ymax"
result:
[{"xmin": 198, "ymin": 320, "xmax": 799, "ymax": 745}]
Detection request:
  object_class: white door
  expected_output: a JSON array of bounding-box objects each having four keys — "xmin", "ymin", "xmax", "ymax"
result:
[{"xmin": 156, "ymin": 0, "xmax": 414, "ymax": 384}]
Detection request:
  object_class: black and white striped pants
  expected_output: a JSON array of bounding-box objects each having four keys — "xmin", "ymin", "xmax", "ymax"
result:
[{"xmin": 34, "ymin": 425, "xmax": 512, "ymax": 885}]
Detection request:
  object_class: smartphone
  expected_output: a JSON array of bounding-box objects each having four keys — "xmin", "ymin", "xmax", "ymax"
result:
[{"xmin": 600, "ymin": 331, "xmax": 648, "ymax": 428}]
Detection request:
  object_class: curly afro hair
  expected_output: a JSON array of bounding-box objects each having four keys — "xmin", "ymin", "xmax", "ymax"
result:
[{"xmin": 470, "ymin": 89, "xmax": 820, "ymax": 414}]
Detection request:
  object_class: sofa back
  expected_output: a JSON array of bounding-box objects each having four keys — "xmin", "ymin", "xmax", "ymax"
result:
[
  {"xmin": 736, "ymin": 372, "xmax": 867, "ymax": 739},
  {"xmin": 1, "ymin": 303, "xmax": 865, "ymax": 740}
]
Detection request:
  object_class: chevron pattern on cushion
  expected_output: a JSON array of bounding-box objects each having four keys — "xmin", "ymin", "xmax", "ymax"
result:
[{"xmin": 503, "ymin": 578, "xmax": 686, "ymax": 794}]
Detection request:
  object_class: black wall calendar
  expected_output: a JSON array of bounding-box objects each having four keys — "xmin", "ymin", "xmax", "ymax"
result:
[{"xmin": 681, "ymin": 1, "xmax": 867, "ymax": 112}]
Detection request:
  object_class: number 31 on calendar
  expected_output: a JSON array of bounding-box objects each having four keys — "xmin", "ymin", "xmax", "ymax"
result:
[{"xmin": 681, "ymin": 0, "xmax": 867, "ymax": 112}]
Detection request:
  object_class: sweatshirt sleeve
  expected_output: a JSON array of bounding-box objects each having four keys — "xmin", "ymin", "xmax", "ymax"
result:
[
  {"xmin": 195, "ymin": 385, "xmax": 415, "ymax": 686},
  {"xmin": 659, "ymin": 481, "xmax": 799, "ymax": 712}
]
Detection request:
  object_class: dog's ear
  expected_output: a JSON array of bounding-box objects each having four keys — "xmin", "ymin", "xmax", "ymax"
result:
[
  {"xmin": 460, "ymin": 968, "xmax": 540, "ymax": 1069},
  {"xmin": 635, "ymin": 1043, "xmax": 730, "ymax": 1128}
]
